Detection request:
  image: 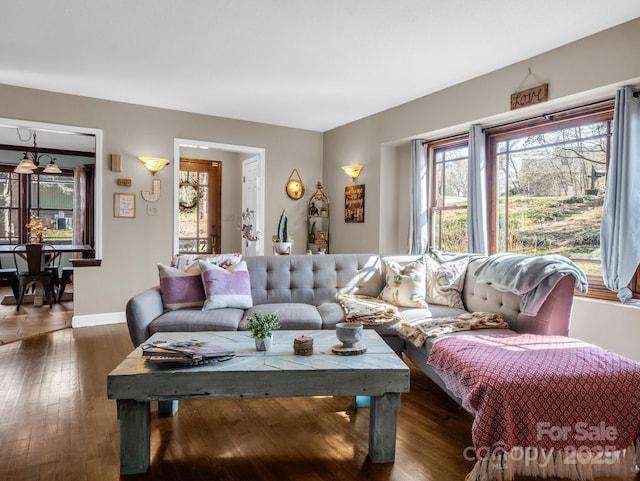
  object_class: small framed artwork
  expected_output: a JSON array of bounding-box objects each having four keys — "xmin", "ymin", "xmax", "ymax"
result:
[
  {"xmin": 318, "ymin": 231, "xmax": 328, "ymax": 243},
  {"xmin": 345, "ymin": 184, "xmax": 365, "ymax": 223},
  {"xmin": 114, "ymin": 193, "xmax": 136, "ymax": 218}
]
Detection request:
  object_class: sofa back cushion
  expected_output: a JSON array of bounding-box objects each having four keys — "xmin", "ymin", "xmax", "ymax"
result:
[{"xmin": 244, "ymin": 254, "xmax": 384, "ymax": 307}]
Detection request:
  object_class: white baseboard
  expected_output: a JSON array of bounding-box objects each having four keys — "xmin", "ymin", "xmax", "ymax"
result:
[{"xmin": 72, "ymin": 311, "xmax": 126, "ymax": 328}]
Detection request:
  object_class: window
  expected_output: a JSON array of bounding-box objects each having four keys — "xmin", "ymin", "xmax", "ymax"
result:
[
  {"xmin": 423, "ymin": 101, "xmax": 630, "ymax": 299},
  {"xmin": 428, "ymin": 136, "xmax": 469, "ymax": 252},
  {"xmin": 0, "ymin": 169, "xmax": 75, "ymax": 244},
  {"xmin": 486, "ymin": 101, "xmax": 621, "ymax": 299}
]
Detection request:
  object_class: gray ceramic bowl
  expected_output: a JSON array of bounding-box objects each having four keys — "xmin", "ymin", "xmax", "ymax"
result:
[{"xmin": 335, "ymin": 322, "xmax": 363, "ymax": 347}]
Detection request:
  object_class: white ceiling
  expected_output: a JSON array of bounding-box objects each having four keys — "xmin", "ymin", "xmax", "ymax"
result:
[{"xmin": 1, "ymin": 1, "xmax": 639, "ymax": 133}]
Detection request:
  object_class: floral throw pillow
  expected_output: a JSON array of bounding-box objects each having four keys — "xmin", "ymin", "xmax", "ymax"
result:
[
  {"xmin": 424, "ymin": 256, "xmax": 468, "ymax": 308},
  {"xmin": 200, "ymin": 260, "xmax": 253, "ymax": 310},
  {"xmin": 380, "ymin": 259, "xmax": 428, "ymax": 308},
  {"xmin": 157, "ymin": 263, "xmax": 206, "ymax": 310}
]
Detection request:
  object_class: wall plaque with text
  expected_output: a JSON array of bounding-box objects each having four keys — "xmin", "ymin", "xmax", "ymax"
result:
[
  {"xmin": 510, "ymin": 83, "xmax": 548, "ymax": 110},
  {"xmin": 345, "ymin": 184, "xmax": 365, "ymax": 223}
]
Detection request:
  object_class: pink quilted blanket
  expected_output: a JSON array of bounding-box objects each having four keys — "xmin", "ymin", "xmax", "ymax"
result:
[{"xmin": 428, "ymin": 334, "xmax": 640, "ymax": 480}]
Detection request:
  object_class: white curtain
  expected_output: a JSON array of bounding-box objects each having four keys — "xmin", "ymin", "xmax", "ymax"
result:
[
  {"xmin": 409, "ymin": 139, "xmax": 429, "ymax": 254},
  {"xmin": 72, "ymin": 166, "xmax": 86, "ymax": 258},
  {"xmin": 467, "ymin": 125, "xmax": 488, "ymax": 255},
  {"xmin": 601, "ymin": 86, "xmax": 640, "ymax": 305}
]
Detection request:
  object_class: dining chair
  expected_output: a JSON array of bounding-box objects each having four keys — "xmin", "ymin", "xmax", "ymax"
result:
[
  {"xmin": 13, "ymin": 244, "xmax": 56, "ymax": 310},
  {"xmin": 57, "ymin": 266, "xmax": 73, "ymax": 302},
  {"xmin": 0, "ymin": 257, "xmax": 19, "ymax": 300}
]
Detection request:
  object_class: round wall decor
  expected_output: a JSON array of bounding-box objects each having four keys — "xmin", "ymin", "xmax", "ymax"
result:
[{"xmin": 285, "ymin": 168, "xmax": 305, "ymax": 200}]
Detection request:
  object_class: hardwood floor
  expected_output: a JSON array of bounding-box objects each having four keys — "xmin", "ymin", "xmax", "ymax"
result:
[
  {"xmin": 0, "ymin": 323, "xmax": 636, "ymax": 481},
  {"xmin": 0, "ymin": 286, "xmax": 73, "ymax": 346}
]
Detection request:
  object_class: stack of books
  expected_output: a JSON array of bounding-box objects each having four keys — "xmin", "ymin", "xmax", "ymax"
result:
[{"xmin": 141, "ymin": 339, "xmax": 236, "ymax": 365}]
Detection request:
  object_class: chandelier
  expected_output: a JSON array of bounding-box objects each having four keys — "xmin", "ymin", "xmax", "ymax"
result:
[{"xmin": 14, "ymin": 129, "xmax": 62, "ymax": 174}]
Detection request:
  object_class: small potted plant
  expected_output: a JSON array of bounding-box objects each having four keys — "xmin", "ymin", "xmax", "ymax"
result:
[
  {"xmin": 245, "ymin": 311, "xmax": 280, "ymax": 351},
  {"xmin": 272, "ymin": 209, "xmax": 293, "ymax": 255}
]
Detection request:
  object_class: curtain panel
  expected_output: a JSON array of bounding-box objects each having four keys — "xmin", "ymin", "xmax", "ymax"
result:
[
  {"xmin": 409, "ymin": 139, "xmax": 429, "ymax": 254},
  {"xmin": 601, "ymin": 86, "xmax": 640, "ymax": 305},
  {"xmin": 72, "ymin": 166, "xmax": 86, "ymax": 259},
  {"xmin": 467, "ymin": 125, "xmax": 488, "ymax": 255}
]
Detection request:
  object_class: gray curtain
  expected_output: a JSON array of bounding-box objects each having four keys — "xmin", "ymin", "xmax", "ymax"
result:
[
  {"xmin": 467, "ymin": 124, "xmax": 488, "ymax": 255},
  {"xmin": 601, "ymin": 86, "xmax": 640, "ymax": 305},
  {"xmin": 409, "ymin": 139, "xmax": 429, "ymax": 254}
]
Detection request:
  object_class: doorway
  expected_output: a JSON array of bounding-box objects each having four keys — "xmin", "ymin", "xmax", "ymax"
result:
[{"xmin": 173, "ymin": 139, "xmax": 265, "ymax": 256}]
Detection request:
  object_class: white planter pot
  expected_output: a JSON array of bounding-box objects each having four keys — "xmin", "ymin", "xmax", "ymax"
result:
[
  {"xmin": 272, "ymin": 241, "xmax": 293, "ymax": 255},
  {"xmin": 255, "ymin": 334, "xmax": 273, "ymax": 351}
]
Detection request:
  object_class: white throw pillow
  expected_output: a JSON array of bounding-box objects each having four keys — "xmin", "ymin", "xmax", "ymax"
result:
[
  {"xmin": 424, "ymin": 256, "xmax": 468, "ymax": 309},
  {"xmin": 380, "ymin": 259, "xmax": 428, "ymax": 308}
]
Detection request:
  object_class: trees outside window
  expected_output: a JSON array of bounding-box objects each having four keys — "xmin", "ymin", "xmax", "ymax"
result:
[
  {"xmin": 492, "ymin": 120, "xmax": 610, "ymax": 275},
  {"xmin": 429, "ymin": 137, "xmax": 469, "ymax": 252},
  {"xmin": 0, "ymin": 170, "xmax": 74, "ymax": 244}
]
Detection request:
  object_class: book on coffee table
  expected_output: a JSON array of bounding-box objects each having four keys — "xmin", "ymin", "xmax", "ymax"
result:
[{"xmin": 141, "ymin": 339, "xmax": 236, "ymax": 363}]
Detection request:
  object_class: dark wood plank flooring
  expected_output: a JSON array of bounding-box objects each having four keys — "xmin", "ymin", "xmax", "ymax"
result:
[
  {"xmin": 0, "ymin": 323, "xmax": 636, "ymax": 481},
  {"xmin": 0, "ymin": 286, "xmax": 73, "ymax": 346}
]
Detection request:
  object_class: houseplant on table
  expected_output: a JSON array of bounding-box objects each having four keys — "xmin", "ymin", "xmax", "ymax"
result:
[
  {"xmin": 26, "ymin": 212, "xmax": 48, "ymax": 244},
  {"xmin": 245, "ymin": 311, "xmax": 280, "ymax": 351},
  {"xmin": 272, "ymin": 209, "xmax": 293, "ymax": 255}
]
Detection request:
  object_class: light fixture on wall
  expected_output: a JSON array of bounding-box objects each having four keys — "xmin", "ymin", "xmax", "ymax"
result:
[
  {"xmin": 138, "ymin": 156, "xmax": 170, "ymax": 175},
  {"xmin": 14, "ymin": 130, "xmax": 62, "ymax": 174},
  {"xmin": 341, "ymin": 165, "xmax": 363, "ymax": 182}
]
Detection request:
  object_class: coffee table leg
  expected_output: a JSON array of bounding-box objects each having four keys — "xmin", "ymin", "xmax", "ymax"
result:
[
  {"xmin": 158, "ymin": 400, "xmax": 179, "ymax": 416},
  {"xmin": 368, "ymin": 392, "xmax": 401, "ymax": 463},
  {"xmin": 117, "ymin": 399, "xmax": 151, "ymax": 474}
]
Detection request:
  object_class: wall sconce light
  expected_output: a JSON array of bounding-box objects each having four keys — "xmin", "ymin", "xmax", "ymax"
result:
[
  {"xmin": 341, "ymin": 165, "xmax": 363, "ymax": 182},
  {"xmin": 138, "ymin": 156, "xmax": 170, "ymax": 175}
]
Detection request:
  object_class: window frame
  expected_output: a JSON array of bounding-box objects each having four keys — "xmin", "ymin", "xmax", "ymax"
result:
[
  {"xmin": 484, "ymin": 100, "xmax": 633, "ymax": 300},
  {"xmin": 427, "ymin": 134, "xmax": 470, "ymax": 251},
  {"xmin": 0, "ymin": 165, "xmax": 80, "ymax": 245}
]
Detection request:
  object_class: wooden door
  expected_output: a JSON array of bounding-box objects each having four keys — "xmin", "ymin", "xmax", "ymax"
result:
[{"xmin": 178, "ymin": 158, "xmax": 221, "ymax": 254}]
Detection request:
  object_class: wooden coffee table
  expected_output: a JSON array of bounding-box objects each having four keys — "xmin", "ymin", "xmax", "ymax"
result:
[{"xmin": 108, "ymin": 330, "xmax": 410, "ymax": 474}]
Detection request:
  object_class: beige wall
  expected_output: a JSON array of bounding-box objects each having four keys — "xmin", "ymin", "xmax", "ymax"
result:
[
  {"xmin": 0, "ymin": 85, "xmax": 323, "ymax": 322},
  {"xmin": 323, "ymin": 17, "xmax": 640, "ymax": 357}
]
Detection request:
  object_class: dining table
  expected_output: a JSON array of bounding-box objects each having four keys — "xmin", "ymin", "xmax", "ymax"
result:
[{"xmin": 0, "ymin": 243, "xmax": 94, "ymax": 266}]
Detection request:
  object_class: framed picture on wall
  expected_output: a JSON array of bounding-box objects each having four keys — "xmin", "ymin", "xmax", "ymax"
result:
[
  {"xmin": 345, "ymin": 184, "xmax": 365, "ymax": 223},
  {"xmin": 114, "ymin": 193, "xmax": 136, "ymax": 218}
]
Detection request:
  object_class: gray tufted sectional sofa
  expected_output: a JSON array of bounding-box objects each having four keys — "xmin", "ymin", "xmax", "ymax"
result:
[{"xmin": 126, "ymin": 253, "xmax": 577, "ymax": 388}]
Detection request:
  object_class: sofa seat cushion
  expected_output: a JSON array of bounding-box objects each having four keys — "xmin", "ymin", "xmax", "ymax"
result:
[
  {"xmin": 399, "ymin": 305, "xmax": 467, "ymax": 323},
  {"xmin": 241, "ymin": 303, "xmax": 322, "ymax": 330},
  {"xmin": 149, "ymin": 307, "xmax": 244, "ymax": 337},
  {"xmin": 318, "ymin": 303, "xmax": 345, "ymax": 329}
]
